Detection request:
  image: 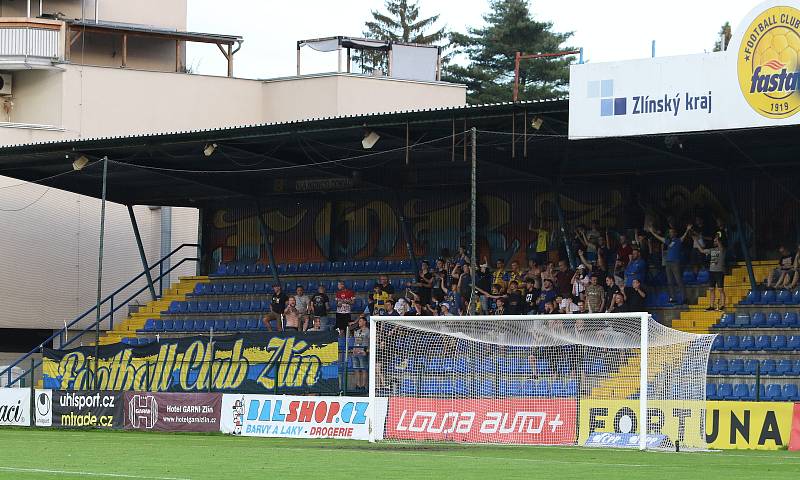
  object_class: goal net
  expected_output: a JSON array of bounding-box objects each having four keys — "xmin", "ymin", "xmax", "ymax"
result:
[{"xmin": 368, "ymin": 313, "xmax": 715, "ymax": 450}]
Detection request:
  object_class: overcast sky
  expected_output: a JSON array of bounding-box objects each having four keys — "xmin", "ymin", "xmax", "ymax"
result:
[{"xmin": 186, "ymin": 0, "xmax": 758, "ymax": 79}]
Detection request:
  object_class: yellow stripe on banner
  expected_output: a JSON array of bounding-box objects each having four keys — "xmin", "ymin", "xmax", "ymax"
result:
[{"xmin": 579, "ymin": 399, "xmax": 795, "ymax": 450}]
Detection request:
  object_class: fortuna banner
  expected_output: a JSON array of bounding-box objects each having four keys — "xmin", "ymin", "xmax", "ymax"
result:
[{"xmin": 41, "ymin": 332, "xmax": 339, "ymax": 394}]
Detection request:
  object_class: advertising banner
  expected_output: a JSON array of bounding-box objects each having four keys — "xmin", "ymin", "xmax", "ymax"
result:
[
  {"xmin": 123, "ymin": 392, "xmax": 222, "ymax": 432},
  {"xmin": 579, "ymin": 399, "xmax": 795, "ymax": 450},
  {"xmin": 34, "ymin": 390, "xmax": 123, "ymax": 429},
  {"xmin": 384, "ymin": 398, "xmax": 577, "ymax": 445},
  {"xmin": 41, "ymin": 332, "xmax": 339, "ymax": 394},
  {"xmin": 569, "ymin": 1, "xmax": 800, "ymax": 138},
  {"xmin": 789, "ymin": 403, "xmax": 800, "ymax": 451},
  {"xmin": 220, "ymin": 394, "xmax": 372, "ymax": 440},
  {"xmin": 0, "ymin": 388, "xmax": 30, "ymax": 427}
]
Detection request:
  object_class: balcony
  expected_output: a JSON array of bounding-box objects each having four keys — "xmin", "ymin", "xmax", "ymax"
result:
[{"xmin": 0, "ymin": 18, "xmax": 64, "ymax": 70}]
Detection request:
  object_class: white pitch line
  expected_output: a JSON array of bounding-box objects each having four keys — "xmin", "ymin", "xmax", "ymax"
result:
[{"xmin": 0, "ymin": 466, "xmax": 191, "ymax": 480}]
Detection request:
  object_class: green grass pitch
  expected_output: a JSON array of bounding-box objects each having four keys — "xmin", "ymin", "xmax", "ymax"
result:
[{"xmin": 0, "ymin": 429, "xmax": 797, "ymax": 480}]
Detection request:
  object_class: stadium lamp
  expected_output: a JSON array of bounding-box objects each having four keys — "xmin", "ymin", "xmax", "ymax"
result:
[
  {"xmin": 71, "ymin": 155, "xmax": 90, "ymax": 171},
  {"xmin": 362, "ymin": 130, "xmax": 380, "ymax": 149},
  {"xmin": 203, "ymin": 143, "xmax": 218, "ymax": 157}
]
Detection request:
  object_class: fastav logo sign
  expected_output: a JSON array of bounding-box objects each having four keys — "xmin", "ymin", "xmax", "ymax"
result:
[
  {"xmin": 220, "ymin": 394, "xmax": 372, "ymax": 440},
  {"xmin": 385, "ymin": 398, "xmax": 576, "ymax": 445}
]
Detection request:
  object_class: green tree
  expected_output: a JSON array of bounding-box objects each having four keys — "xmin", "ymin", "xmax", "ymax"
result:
[
  {"xmin": 356, "ymin": 0, "xmax": 447, "ymax": 75},
  {"xmin": 445, "ymin": 0, "xmax": 574, "ymax": 103},
  {"xmin": 713, "ymin": 21, "xmax": 732, "ymax": 52}
]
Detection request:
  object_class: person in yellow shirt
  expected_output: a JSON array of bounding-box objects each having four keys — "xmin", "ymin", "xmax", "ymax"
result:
[
  {"xmin": 369, "ymin": 284, "xmax": 390, "ymax": 315},
  {"xmin": 492, "ymin": 258, "xmax": 509, "ymax": 292}
]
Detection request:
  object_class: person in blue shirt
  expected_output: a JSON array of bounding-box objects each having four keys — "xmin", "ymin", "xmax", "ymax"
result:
[
  {"xmin": 648, "ymin": 224, "xmax": 691, "ymax": 304},
  {"xmin": 623, "ymin": 248, "xmax": 647, "ymax": 302}
]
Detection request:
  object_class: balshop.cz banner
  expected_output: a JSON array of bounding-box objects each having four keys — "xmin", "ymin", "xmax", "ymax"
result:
[
  {"xmin": 123, "ymin": 392, "xmax": 222, "ymax": 432},
  {"xmin": 35, "ymin": 390, "xmax": 123, "ymax": 428},
  {"xmin": 0, "ymin": 389, "xmax": 30, "ymax": 427},
  {"xmin": 383, "ymin": 398, "xmax": 577, "ymax": 444},
  {"xmin": 220, "ymin": 394, "xmax": 372, "ymax": 440}
]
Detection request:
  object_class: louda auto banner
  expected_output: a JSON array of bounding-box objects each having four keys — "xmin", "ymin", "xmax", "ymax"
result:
[
  {"xmin": 34, "ymin": 390, "xmax": 123, "ymax": 429},
  {"xmin": 41, "ymin": 332, "xmax": 339, "ymax": 393}
]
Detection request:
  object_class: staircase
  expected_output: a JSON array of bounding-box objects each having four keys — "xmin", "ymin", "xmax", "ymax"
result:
[
  {"xmin": 98, "ymin": 276, "xmax": 206, "ymax": 345},
  {"xmin": 672, "ymin": 261, "xmax": 775, "ymax": 333}
]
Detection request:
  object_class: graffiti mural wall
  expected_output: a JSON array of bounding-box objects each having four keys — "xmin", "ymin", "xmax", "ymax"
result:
[{"xmin": 201, "ymin": 179, "xmax": 795, "ymax": 269}]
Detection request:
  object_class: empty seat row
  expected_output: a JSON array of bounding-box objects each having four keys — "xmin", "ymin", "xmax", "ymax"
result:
[
  {"xmin": 708, "ymin": 383, "xmax": 799, "ymax": 401},
  {"xmin": 710, "ymin": 334, "xmax": 800, "ymax": 351},
  {"xmin": 399, "ymin": 378, "xmax": 579, "ymax": 397},
  {"xmin": 714, "ymin": 312, "xmax": 799, "ymax": 329},
  {"xmin": 740, "ymin": 289, "xmax": 800, "ymax": 305},
  {"xmin": 211, "ymin": 259, "xmax": 416, "ymax": 277},
  {"xmin": 392, "ymin": 357, "xmax": 600, "ymax": 376},
  {"xmin": 121, "ymin": 337, "xmax": 156, "ymax": 346},
  {"xmin": 140, "ymin": 318, "xmax": 274, "ymax": 333},
  {"xmin": 164, "ymin": 300, "xmax": 272, "ymax": 314},
  {"xmin": 709, "ymin": 358, "xmax": 800, "ymax": 376},
  {"xmin": 191, "ymin": 278, "xmax": 414, "ymax": 297}
]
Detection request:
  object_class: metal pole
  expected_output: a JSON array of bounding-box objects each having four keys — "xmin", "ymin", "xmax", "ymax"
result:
[
  {"xmin": 93, "ymin": 157, "xmax": 108, "ymax": 390},
  {"xmin": 726, "ymin": 178, "xmax": 757, "ymax": 291},
  {"xmin": 255, "ymin": 201, "xmax": 281, "ymax": 286},
  {"xmin": 160, "ymin": 206, "xmax": 172, "ymax": 293},
  {"xmin": 639, "ymin": 313, "xmax": 649, "ymax": 451},
  {"xmin": 127, "ymin": 205, "xmax": 157, "ymax": 301},
  {"xmin": 469, "ymin": 127, "xmax": 477, "ymax": 314},
  {"xmin": 368, "ymin": 317, "xmax": 377, "ymax": 442},
  {"xmin": 393, "ymin": 193, "xmax": 418, "ymax": 272},
  {"xmin": 554, "ymin": 191, "xmax": 577, "ymax": 270},
  {"xmin": 651, "ymin": 40, "xmax": 656, "ymax": 58},
  {"xmin": 513, "ymin": 52, "xmax": 521, "ymax": 102}
]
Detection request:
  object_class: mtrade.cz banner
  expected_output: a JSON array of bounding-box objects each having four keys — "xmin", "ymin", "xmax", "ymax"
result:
[
  {"xmin": 35, "ymin": 390, "xmax": 123, "ymax": 429},
  {"xmin": 220, "ymin": 394, "xmax": 371, "ymax": 440},
  {"xmin": 384, "ymin": 398, "xmax": 577, "ymax": 445}
]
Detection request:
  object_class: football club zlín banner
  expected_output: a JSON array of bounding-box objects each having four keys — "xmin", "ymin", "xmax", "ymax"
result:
[{"xmin": 41, "ymin": 332, "xmax": 339, "ymax": 394}]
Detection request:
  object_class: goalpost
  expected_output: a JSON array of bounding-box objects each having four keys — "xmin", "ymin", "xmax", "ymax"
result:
[{"xmin": 368, "ymin": 313, "xmax": 716, "ymax": 450}]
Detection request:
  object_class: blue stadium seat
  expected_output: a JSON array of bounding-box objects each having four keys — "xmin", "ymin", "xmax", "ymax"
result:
[
  {"xmin": 152, "ymin": 320, "xmax": 164, "ymax": 332},
  {"xmin": 143, "ymin": 319, "xmax": 156, "ymax": 332},
  {"xmin": 209, "ymin": 283, "xmax": 222, "ymax": 295},
  {"xmin": 750, "ymin": 312, "xmax": 766, "ymax": 327},
  {"xmin": 175, "ymin": 320, "xmax": 187, "ymax": 331},
  {"xmin": 732, "ymin": 383, "xmax": 750, "ymax": 400},
  {"xmin": 793, "ymin": 360, "xmax": 800, "ymax": 376},
  {"xmin": 760, "ymin": 290, "xmax": 778, "ymax": 305},
  {"xmin": 163, "ymin": 320, "xmax": 175, "ymax": 331},
  {"xmin": 253, "ymin": 263, "xmax": 266, "ymax": 276},
  {"xmin": 212, "ymin": 320, "xmax": 225, "ymax": 331},
  {"xmin": 765, "ymin": 384, "xmax": 783, "ymax": 401},
  {"xmin": 755, "ymin": 335, "xmax": 771, "ymax": 350},
  {"xmin": 202, "ymin": 320, "xmax": 214, "ymax": 332},
  {"xmin": 776, "ymin": 360, "xmax": 794, "ymax": 376},
  {"xmin": 696, "ymin": 270, "xmax": 710, "ymax": 284},
  {"xmin": 682, "ymin": 270, "xmax": 697, "ymax": 285},
  {"xmin": 225, "ymin": 320, "xmax": 238, "ymax": 331},
  {"xmin": 239, "ymin": 300, "xmax": 251, "ymax": 312},
  {"xmin": 771, "ymin": 335, "xmax": 788, "ymax": 351},
  {"xmin": 714, "ymin": 313, "xmax": 735, "ymax": 329},
  {"xmin": 717, "ymin": 383, "xmax": 734, "ymax": 400},
  {"xmin": 788, "ymin": 335, "xmax": 800, "ymax": 351},
  {"xmin": 121, "ymin": 338, "xmax": 134, "ymax": 345},
  {"xmin": 711, "ymin": 335, "xmax": 724, "ymax": 351},
  {"xmin": 766, "ymin": 312, "xmax": 782, "ymax": 328},
  {"xmin": 191, "ymin": 283, "xmax": 208, "ymax": 296},
  {"xmin": 744, "ymin": 359, "xmax": 759, "ymax": 375},
  {"xmin": 739, "ymin": 335, "xmax": 755, "ymax": 351},
  {"xmin": 187, "ymin": 301, "xmax": 199, "ymax": 313},
  {"xmin": 211, "ymin": 264, "xmax": 226, "ymax": 276},
  {"xmin": 246, "ymin": 319, "xmax": 260, "ymax": 330},
  {"xmin": 253, "ymin": 282, "xmax": 267, "ymax": 294},
  {"xmin": 729, "ymin": 359, "xmax": 746, "ymax": 375},
  {"xmin": 778, "ymin": 289, "xmax": 794, "ymax": 304},
  {"xmin": 740, "ymin": 290, "xmax": 761, "ymax": 305},
  {"xmin": 235, "ymin": 319, "xmax": 248, "ymax": 331},
  {"xmin": 706, "ymin": 383, "xmax": 717, "ymax": 400},
  {"xmin": 222, "ymin": 283, "xmax": 234, "ymax": 295},
  {"xmin": 228, "ymin": 300, "xmax": 241, "ymax": 313},
  {"xmin": 287, "ymin": 264, "xmax": 298, "ymax": 275},
  {"xmin": 232, "ymin": 283, "xmax": 244, "ymax": 294},
  {"xmin": 783, "ymin": 312, "xmax": 799, "ymax": 327},
  {"xmin": 783, "ymin": 384, "xmax": 799, "ymax": 401},
  {"xmin": 734, "ymin": 313, "xmax": 751, "ymax": 327},
  {"xmin": 351, "ymin": 280, "xmax": 363, "ymax": 292},
  {"xmin": 793, "ymin": 289, "xmax": 800, "ymax": 305},
  {"xmin": 474, "ymin": 379, "xmax": 496, "ymax": 397},
  {"xmin": 399, "ymin": 379, "xmax": 417, "ymax": 396},
  {"xmin": 712, "ymin": 358, "xmax": 729, "ymax": 375},
  {"xmin": 499, "ymin": 379, "xmax": 523, "ymax": 397},
  {"xmin": 748, "ymin": 384, "xmax": 766, "ymax": 401},
  {"xmin": 298, "ymin": 263, "xmax": 310, "ymax": 274},
  {"xmin": 218, "ymin": 300, "xmax": 231, "ymax": 313},
  {"xmin": 761, "ymin": 359, "xmax": 777, "ymax": 375},
  {"xmin": 722, "ymin": 335, "xmax": 739, "ymax": 351}
]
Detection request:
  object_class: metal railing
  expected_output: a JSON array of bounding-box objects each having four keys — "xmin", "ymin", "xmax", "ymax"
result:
[
  {"xmin": 0, "ymin": 26, "xmax": 60, "ymax": 59},
  {"xmin": 0, "ymin": 243, "xmax": 199, "ymax": 387}
]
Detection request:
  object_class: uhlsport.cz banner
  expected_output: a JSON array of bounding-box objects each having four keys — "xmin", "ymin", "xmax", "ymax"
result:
[
  {"xmin": 220, "ymin": 394, "xmax": 373, "ymax": 440},
  {"xmin": 41, "ymin": 332, "xmax": 339, "ymax": 394},
  {"xmin": 579, "ymin": 399, "xmax": 796, "ymax": 450},
  {"xmin": 0, "ymin": 388, "xmax": 30, "ymax": 427},
  {"xmin": 34, "ymin": 390, "xmax": 123, "ymax": 428},
  {"xmin": 124, "ymin": 392, "xmax": 221, "ymax": 432}
]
